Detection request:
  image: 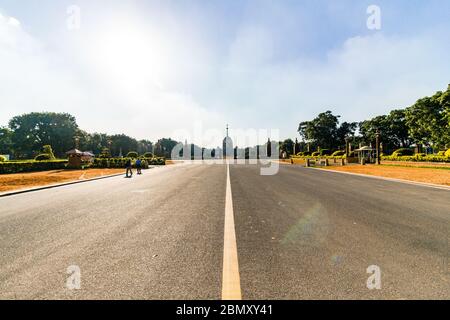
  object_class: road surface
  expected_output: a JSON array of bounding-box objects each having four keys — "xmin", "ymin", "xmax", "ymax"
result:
[{"xmin": 0, "ymin": 162, "xmax": 449, "ymax": 299}]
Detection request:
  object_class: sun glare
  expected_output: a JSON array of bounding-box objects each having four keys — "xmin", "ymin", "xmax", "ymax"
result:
[{"xmin": 95, "ymin": 23, "xmax": 167, "ymax": 91}]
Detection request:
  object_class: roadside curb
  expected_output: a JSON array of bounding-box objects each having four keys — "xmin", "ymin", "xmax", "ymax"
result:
[
  {"xmin": 303, "ymin": 166, "xmax": 450, "ymax": 191},
  {"xmin": 0, "ymin": 172, "xmax": 125, "ymax": 198}
]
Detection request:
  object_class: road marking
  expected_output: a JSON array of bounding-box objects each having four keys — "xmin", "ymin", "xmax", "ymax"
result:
[{"xmin": 222, "ymin": 162, "xmax": 242, "ymax": 300}]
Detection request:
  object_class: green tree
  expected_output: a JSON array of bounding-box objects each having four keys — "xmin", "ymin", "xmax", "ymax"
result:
[
  {"xmin": 8, "ymin": 112, "xmax": 79, "ymax": 158},
  {"xmin": 280, "ymin": 139, "xmax": 294, "ymax": 156},
  {"xmin": 42, "ymin": 145, "xmax": 56, "ymax": 159},
  {"xmin": 298, "ymin": 111, "xmax": 355, "ymax": 150},
  {"xmin": 405, "ymin": 86, "xmax": 450, "ymax": 148},
  {"xmin": 154, "ymin": 138, "xmax": 178, "ymax": 158},
  {"xmin": 0, "ymin": 127, "xmax": 13, "ymax": 155}
]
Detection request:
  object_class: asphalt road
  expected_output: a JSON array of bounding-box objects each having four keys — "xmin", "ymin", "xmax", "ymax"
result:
[{"xmin": 0, "ymin": 162, "xmax": 449, "ymax": 299}]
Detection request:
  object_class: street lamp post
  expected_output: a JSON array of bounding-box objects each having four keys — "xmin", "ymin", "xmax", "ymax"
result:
[
  {"xmin": 375, "ymin": 129, "xmax": 381, "ymax": 165},
  {"xmin": 345, "ymin": 136, "xmax": 350, "ymax": 157},
  {"xmin": 107, "ymin": 140, "xmax": 112, "ymax": 157}
]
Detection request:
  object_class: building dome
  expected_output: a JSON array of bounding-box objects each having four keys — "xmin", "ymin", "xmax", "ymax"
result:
[{"xmin": 222, "ymin": 125, "xmax": 233, "ymax": 158}]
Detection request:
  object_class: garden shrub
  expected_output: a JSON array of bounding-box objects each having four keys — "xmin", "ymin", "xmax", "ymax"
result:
[
  {"xmin": 93, "ymin": 157, "xmax": 165, "ymax": 168},
  {"xmin": 319, "ymin": 149, "xmax": 331, "ymax": 156},
  {"xmin": 437, "ymin": 151, "xmax": 445, "ymax": 156},
  {"xmin": 311, "ymin": 151, "xmax": 320, "ymax": 157},
  {"xmin": 296, "ymin": 151, "xmax": 311, "ymax": 156},
  {"xmin": 445, "ymin": 149, "xmax": 450, "ymax": 157},
  {"xmin": 392, "ymin": 148, "xmax": 414, "ymax": 156},
  {"xmin": 381, "ymin": 155, "xmax": 449, "ymax": 162},
  {"xmin": 143, "ymin": 152, "xmax": 154, "ymax": 158},
  {"xmin": 0, "ymin": 155, "xmax": 6, "ymax": 162},
  {"xmin": 34, "ymin": 154, "xmax": 53, "ymax": 161},
  {"xmin": 0, "ymin": 160, "xmax": 68, "ymax": 174},
  {"xmin": 127, "ymin": 151, "xmax": 138, "ymax": 158},
  {"xmin": 331, "ymin": 150, "xmax": 345, "ymax": 156},
  {"xmin": 42, "ymin": 145, "xmax": 56, "ymax": 159}
]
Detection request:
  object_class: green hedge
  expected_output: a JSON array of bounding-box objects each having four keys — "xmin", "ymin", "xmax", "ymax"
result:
[
  {"xmin": 292, "ymin": 154, "xmax": 449, "ymax": 163},
  {"xmin": 93, "ymin": 157, "xmax": 165, "ymax": 168},
  {"xmin": 381, "ymin": 155, "xmax": 450, "ymax": 162},
  {"xmin": 331, "ymin": 150, "xmax": 345, "ymax": 156},
  {"xmin": 34, "ymin": 153, "xmax": 54, "ymax": 161},
  {"xmin": 0, "ymin": 160, "xmax": 68, "ymax": 174},
  {"xmin": 291, "ymin": 155, "xmax": 346, "ymax": 160}
]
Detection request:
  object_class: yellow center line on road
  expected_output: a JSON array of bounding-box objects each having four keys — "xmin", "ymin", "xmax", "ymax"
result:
[{"xmin": 221, "ymin": 161, "xmax": 242, "ymax": 300}]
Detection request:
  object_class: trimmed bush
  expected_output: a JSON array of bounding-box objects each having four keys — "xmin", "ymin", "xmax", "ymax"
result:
[
  {"xmin": 34, "ymin": 154, "xmax": 53, "ymax": 161},
  {"xmin": 319, "ymin": 149, "xmax": 331, "ymax": 156},
  {"xmin": 437, "ymin": 151, "xmax": 446, "ymax": 156},
  {"xmin": 296, "ymin": 151, "xmax": 311, "ymax": 156},
  {"xmin": 93, "ymin": 157, "xmax": 165, "ymax": 168},
  {"xmin": 0, "ymin": 155, "xmax": 6, "ymax": 162},
  {"xmin": 0, "ymin": 160, "xmax": 68, "ymax": 174},
  {"xmin": 331, "ymin": 150, "xmax": 345, "ymax": 157},
  {"xmin": 445, "ymin": 149, "xmax": 450, "ymax": 157},
  {"xmin": 392, "ymin": 148, "xmax": 414, "ymax": 156},
  {"xmin": 311, "ymin": 151, "xmax": 320, "ymax": 157},
  {"xmin": 381, "ymin": 155, "xmax": 449, "ymax": 162},
  {"xmin": 42, "ymin": 145, "xmax": 56, "ymax": 159},
  {"xmin": 143, "ymin": 152, "xmax": 154, "ymax": 158},
  {"xmin": 127, "ymin": 151, "xmax": 138, "ymax": 158}
]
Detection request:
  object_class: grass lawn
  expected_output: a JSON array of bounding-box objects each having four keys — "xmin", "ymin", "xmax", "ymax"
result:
[
  {"xmin": 321, "ymin": 164, "xmax": 450, "ymax": 186},
  {"xmin": 0, "ymin": 168, "xmax": 125, "ymax": 193}
]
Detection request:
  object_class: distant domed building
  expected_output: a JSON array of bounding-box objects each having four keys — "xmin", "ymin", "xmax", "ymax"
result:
[{"xmin": 222, "ymin": 124, "xmax": 234, "ymax": 158}]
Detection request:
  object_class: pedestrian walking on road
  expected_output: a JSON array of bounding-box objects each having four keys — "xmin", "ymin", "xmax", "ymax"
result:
[
  {"xmin": 125, "ymin": 159, "xmax": 133, "ymax": 178},
  {"xmin": 136, "ymin": 159, "xmax": 142, "ymax": 175}
]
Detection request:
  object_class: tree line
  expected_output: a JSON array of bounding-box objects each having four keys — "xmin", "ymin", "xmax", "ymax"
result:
[
  {"xmin": 0, "ymin": 112, "xmax": 179, "ymax": 159},
  {"xmin": 291, "ymin": 85, "xmax": 449, "ymax": 155}
]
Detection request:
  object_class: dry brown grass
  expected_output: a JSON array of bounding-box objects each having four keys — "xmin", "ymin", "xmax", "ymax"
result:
[
  {"xmin": 0, "ymin": 168, "xmax": 124, "ymax": 193},
  {"xmin": 322, "ymin": 164, "xmax": 450, "ymax": 186}
]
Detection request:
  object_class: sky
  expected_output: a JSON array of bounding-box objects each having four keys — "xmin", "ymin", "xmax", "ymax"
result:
[{"xmin": 0, "ymin": 0, "xmax": 449, "ymax": 147}]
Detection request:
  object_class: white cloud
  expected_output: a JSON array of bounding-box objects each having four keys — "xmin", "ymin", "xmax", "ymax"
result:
[
  {"xmin": 0, "ymin": 10, "xmax": 225, "ymax": 146},
  {"xmin": 213, "ymin": 28, "xmax": 450, "ymax": 139},
  {"xmin": 0, "ymin": 5, "xmax": 449, "ymax": 146}
]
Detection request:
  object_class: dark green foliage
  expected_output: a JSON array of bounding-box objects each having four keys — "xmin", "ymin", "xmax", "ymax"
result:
[
  {"xmin": 34, "ymin": 154, "xmax": 53, "ymax": 161},
  {"xmin": 143, "ymin": 152, "xmax": 154, "ymax": 158},
  {"xmin": 8, "ymin": 112, "xmax": 78, "ymax": 158},
  {"xmin": 331, "ymin": 150, "xmax": 345, "ymax": 156},
  {"xmin": 319, "ymin": 149, "xmax": 331, "ymax": 156},
  {"xmin": 298, "ymin": 111, "xmax": 357, "ymax": 151},
  {"xmin": 42, "ymin": 145, "xmax": 56, "ymax": 159},
  {"xmin": 392, "ymin": 148, "xmax": 414, "ymax": 156},
  {"xmin": 154, "ymin": 138, "xmax": 179, "ymax": 159},
  {"xmin": 127, "ymin": 151, "xmax": 138, "ymax": 158},
  {"xmin": 405, "ymin": 85, "xmax": 450, "ymax": 149},
  {"xmin": 99, "ymin": 147, "xmax": 111, "ymax": 158}
]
